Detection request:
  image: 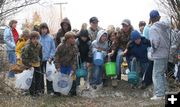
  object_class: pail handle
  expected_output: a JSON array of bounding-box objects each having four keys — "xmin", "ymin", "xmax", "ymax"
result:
[{"xmin": 77, "ymin": 54, "xmax": 82, "ymax": 69}]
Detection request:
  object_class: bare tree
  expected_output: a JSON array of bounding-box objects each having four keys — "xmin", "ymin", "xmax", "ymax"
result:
[
  {"xmin": 0, "ymin": 0, "xmax": 41, "ymax": 24},
  {"xmin": 156, "ymin": 0, "xmax": 180, "ymax": 29}
]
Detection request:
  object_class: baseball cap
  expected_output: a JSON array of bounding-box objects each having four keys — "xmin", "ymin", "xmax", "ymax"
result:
[
  {"xmin": 89, "ymin": 17, "xmax": 99, "ymax": 23},
  {"xmin": 149, "ymin": 10, "xmax": 160, "ymax": 19},
  {"xmin": 122, "ymin": 19, "xmax": 131, "ymax": 26}
]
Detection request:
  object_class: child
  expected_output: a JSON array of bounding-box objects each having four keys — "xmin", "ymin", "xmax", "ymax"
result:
[
  {"xmin": 127, "ymin": 30, "xmax": 151, "ymax": 88},
  {"xmin": 21, "ymin": 31, "xmax": 43, "ymax": 96},
  {"xmin": 91, "ymin": 29, "xmax": 108, "ymax": 89},
  {"xmin": 16, "ymin": 29, "xmax": 30, "ymax": 65},
  {"xmin": 107, "ymin": 30, "xmax": 118, "ymax": 87},
  {"xmin": 39, "ymin": 23, "xmax": 56, "ymax": 95},
  {"xmin": 54, "ymin": 31, "xmax": 78, "ymax": 96},
  {"xmin": 75, "ymin": 29, "xmax": 92, "ymax": 89}
]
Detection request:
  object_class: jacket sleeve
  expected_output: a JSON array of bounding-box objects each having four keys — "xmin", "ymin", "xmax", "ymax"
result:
[
  {"xmin": 16, "ymin": 41, "xmax": 25, "ymax": 58},
  {"xmin": 149, "ymin": 28, "xmax": 160, "ymax": 50},
  {"xmin": 4, "ymin": 28, "xmax": 15, "ymax": 49},
  {"xmin": 54, "ymin": 45, "xmax": 61, "ymax": 69},
  {"xmin": 50, "ymin": 38, "xmax": 56, "ymax": 59}
]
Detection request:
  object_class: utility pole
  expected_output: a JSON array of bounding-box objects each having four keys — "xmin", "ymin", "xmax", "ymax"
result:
[{"xmin": 54, "ymin": 2, "xmax": 68, "ymax": 22}]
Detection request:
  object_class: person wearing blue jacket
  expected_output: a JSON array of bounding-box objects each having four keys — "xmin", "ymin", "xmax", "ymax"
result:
[
  {"xmin": 4, "ymin": 20, "xmax": 18, "ymax": 78},
  {"xmin": 39, "ymin": 23, "xmax": 56, "ymax": 95},
  {"xmin": 4, "ymin": 20, "xmax": 17, "ymax": 64},
  {"xmin": 127, "ymin": 30, "xmax": 152, "ymax": 88}
]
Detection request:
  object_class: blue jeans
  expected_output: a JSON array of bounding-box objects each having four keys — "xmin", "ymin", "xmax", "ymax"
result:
[
  {"xmin": 7, "ymin": 50, "xmax": 16, "ymax": 64},
  {"xmin": 131, "ymin": 58, "xmax": 150, "ymax": 83},
  {"xmin": 60, "ymin": 65, "xmax": 72, "ymax": 75},
  {"xmin": 90, "ymin": 65, "xmax": 102, "ymax": 85},
  {"xmin": 116, "ymin": 49, "xmax": 132, "ymax": 78},
  {"xmin": 152, "ymin": 58, "xmax": 168, "ymax": 97},
  {"xmin": 116, "ymin": 49, "xmax": 123, "ymax": 76}
]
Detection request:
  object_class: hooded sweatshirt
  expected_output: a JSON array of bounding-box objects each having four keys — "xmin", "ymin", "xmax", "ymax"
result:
[
  {"xmin": 92, "ymin": 30, "xmax": 108, "ymax": 56},
  {"xmin": 149, "ymin": 20, "xmax": 171, "ymax": 59},
  {"xmin": 55, "ymin": 17, "xmax": 71, "ymax": 47}
]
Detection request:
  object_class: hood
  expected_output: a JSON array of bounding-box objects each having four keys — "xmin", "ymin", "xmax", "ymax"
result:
[
  {"xmin": 96, "ymin": 30, "xmax": 108, "ymax": 42},
  {"xmin": 153, "ymin": 19, "xmax": 171, "ymax": 30},
  {"xmin": 60, "ymin": 17, "xmax": 71, "ymax": 31}
]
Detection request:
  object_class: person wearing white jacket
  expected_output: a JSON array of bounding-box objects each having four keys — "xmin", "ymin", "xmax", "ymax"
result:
[
  {"xmin": 149, "ymin": 10, "xmax": 171, "ymax": 100},
  {"xmin": 91, "ymin": 30, "xmax": 108, "ymax": 88}
]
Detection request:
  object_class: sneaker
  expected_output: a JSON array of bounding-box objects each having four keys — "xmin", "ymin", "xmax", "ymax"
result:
[
  {"xmin": 92, "ymin": 85, "xmax": 97, "ymax": 89},
  {"xmin": 150, "ymin": 96, "xmax": 165, "ymax": 100},
  {"xmin": 138, "ymin": 83, "xmax": 147, "ymax": 89},
  {"xmin": 50, "ymin": 92, "xmax": 54, "ymax": 96}
]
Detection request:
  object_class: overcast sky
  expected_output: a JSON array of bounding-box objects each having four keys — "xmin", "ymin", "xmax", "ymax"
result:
[{"xmin": 12, "ymin": 0, "xmax": 165, "ymax": 33}]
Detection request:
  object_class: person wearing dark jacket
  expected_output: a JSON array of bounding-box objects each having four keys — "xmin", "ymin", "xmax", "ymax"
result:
[
  {"xmin": 127, "ymin": 30, "xmax": 152, "ymax": 88},
  {"xmin": 54, "ymin": 17, "xmax": 71, "ymax": 47},
  {"xmin": 75, "ymin": 29, "xmax": 92, "ymax": 87}
]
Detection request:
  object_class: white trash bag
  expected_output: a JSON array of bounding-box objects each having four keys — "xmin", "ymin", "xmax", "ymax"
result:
[
  {"xmin": 53, "ymin": 72, "xmax": 73, "ymax": 95},
  {"xmin": 15, "ymin": 67, "xmax": 34, "ymax": 90},
  {"xmin": 46, "ymin": 61, "xmax": 56, "ymax": 81}
]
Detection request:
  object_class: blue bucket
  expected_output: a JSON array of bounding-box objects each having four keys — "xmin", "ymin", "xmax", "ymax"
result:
[
  {"xmin": 76, "ymin": 68, "xmax": 87, "ymax": 78},
  {"xmin": 128, "ymin": 71, "xmax": 139, "ymax": 85},
  {"xmin": 93, "ymin": 51, "xmax": 104, "ymax": 66}
]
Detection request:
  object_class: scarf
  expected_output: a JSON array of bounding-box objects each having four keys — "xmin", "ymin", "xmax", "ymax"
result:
[{"xmin": 12, "ymin": 27, "xmax": 19, "ymax": 44}]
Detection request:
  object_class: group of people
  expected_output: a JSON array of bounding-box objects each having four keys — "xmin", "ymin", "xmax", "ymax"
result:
[{"xmin": 3, "ymin": 9, "xmax": 180, "ymax": 100}]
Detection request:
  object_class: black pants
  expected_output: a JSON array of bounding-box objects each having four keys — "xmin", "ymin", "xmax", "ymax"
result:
[
  {"xmin": 29, "ymin": 67, "xmax": 44, "ymax": 95},
  {"xmin": 41, "ymin": 61, "xmax": 54, "ymax": 93},
  {"xmin": 69, "ymin": 80, "xmax": 77, "ymax": 96},
  {"xmin": 142, "ymin": 61, "xmax": 153, "ymax": 86}
]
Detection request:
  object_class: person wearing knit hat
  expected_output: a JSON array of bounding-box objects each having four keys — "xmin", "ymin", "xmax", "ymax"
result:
[
  {"xmin": 54, "ymin": 31, "xmax": 78, "ymax": 96},
  {"xmin": 127, "ymin": 30, "xmax": 152, "ymax": 89},
  {"xmin": 75, "ymin": 29, "xmax": 92, "ymax": 88},
  {"xmin": 130, "ymin": 30, "xmax": 141, "ymax": 43}
]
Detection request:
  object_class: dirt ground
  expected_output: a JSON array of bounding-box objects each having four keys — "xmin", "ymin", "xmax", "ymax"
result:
[{"xmin": 1, "ymin": 73, "xmax": 179, "ymax": 107}]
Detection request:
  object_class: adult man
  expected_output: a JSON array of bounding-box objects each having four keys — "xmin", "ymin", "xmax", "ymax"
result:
[{"xmin": 88, "ymin": 17, "xmax": 102, "ymax": 41}]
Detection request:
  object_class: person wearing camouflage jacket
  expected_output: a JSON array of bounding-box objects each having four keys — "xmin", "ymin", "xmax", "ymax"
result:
[
  {"xmin": 21, "ymin": 31, "xmax": 44, "ymax": 96},
  {"xmin": 54, "ymin": 31, "xmax": 78, "ymax": 96},
  {"xmin": 116, "ymin": 19, "xmax": 134, "ymax": 80}
]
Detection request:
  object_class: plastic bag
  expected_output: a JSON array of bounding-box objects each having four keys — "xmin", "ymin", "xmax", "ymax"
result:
[
  {"xmin": 53, "ymin": 72, "xmax": 73, "ymax": 95},
  {"xmin": 46, "ymin": 61, "xmax": 56, "ymax": 81},
  {"xmin": 15, "ymin": 67, "xmax": 34, "ymax": 90}
]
